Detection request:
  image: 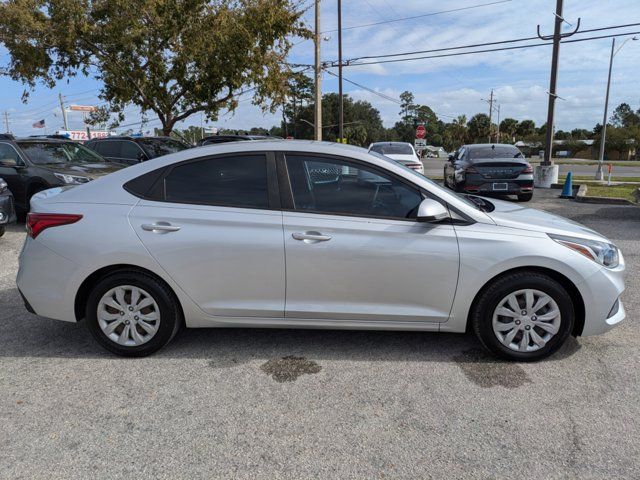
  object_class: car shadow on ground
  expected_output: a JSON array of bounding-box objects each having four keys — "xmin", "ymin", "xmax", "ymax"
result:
[{"xmin": 0, "ymin": 286, "xmax": 582, "ymax": 368}]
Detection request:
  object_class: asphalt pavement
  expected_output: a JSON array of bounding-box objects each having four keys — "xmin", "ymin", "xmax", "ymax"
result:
[
  {"xmin": 422, "ymin": 157, "xmax": 640, "ymax": 178},
  {"xmin": 1, "ymin": 191, "xmax": 639, "ymax": 479}
]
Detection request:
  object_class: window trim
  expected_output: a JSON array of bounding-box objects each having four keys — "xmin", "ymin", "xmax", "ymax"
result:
[
  {"xmin": 130, "ymin": 151, "xmax": 279, "ymax": 211},
  {"xmin": 276, "ymin": 151, "xmax": 427, "ymax": 223}
]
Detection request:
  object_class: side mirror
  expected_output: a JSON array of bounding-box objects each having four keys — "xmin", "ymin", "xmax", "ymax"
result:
[
  {"xmin": 417, "ymin": 198, "xmax": 449, "ymax": 223},
  {"xmin": 137, "ymin": 152, "xmax": 148, "ymax": 162},
  {"xmin": 448, "ymin": 154, "xmax": 455, "ymax": 162},
  {"xmin": 0, "ymin": 158, "xmax": 18, "ymax": 168}
]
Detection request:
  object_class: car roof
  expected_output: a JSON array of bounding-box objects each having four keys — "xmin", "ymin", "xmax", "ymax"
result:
[
  {"xmin": 370, "ymin": 141, "xmax": 413, "ymax": 146},
  {"xmin": 14, "ymin": 137, "xmax": 77, "ymax": 144},
  {"xmin": 87, "ymin": 136, "xmax": 177, "ymax": 141},
  {"xmin": 463, "ymin": 143, "xmax": 520, "ymax": 149}
]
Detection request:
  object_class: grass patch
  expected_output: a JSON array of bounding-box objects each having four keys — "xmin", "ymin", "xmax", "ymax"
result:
[
  {"xmin": 530, "ymin": 159, "xmax": 640, "ymax": 167},
  {"xmin": 559, "ymin": 175, "xmax": 640, "ymax": 183},
  {"xmin": 585, "ymin": 184, "xmax": 638, "ymax": 202}
]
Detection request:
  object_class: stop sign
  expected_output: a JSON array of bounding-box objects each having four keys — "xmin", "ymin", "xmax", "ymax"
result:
[{"xmin": 415, "ymin": 125, "xmax": 426, "ymax": 139}]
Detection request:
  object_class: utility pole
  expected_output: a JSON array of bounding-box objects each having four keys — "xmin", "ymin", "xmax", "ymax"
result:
[
  {"xmin": 595, "ymin": 36, "xmax": 638, "ymax": 180},
  {"xmin": 314, "ymin": 0, "xmax": 322, "ymax": 141},
  {"xmin": 487, "ymin": 89, "xmax": 494, "ymax": 142},
  {"xmin": 535, "ymin": 0, "xmax": 580, "ymax": 187},
  {"xmin": 337, "ymin": 0, "xmax": 344, "ymax": 143},
  {"xmin": 3, "ymin": 111, "xmax": 9, "ymax": 133},
  {"xmin": 59, "ymin": 93, "xmax": 69, "ymax": 130},
  {"xmin": 496, "ymin": 104, "xmax": 501, "ymax": 143}
]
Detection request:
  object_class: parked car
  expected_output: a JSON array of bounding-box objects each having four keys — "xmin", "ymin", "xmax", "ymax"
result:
[
  {"xmin": 0, "ymin": 177, "xmax": 16, "ymax": 237},
  {"xmin": 0, "ymin": 134, "xmax": 126, "ymax": 214},
  {"xmin": 444, "ymin": 144, "xmax": 534, "ymax": 201},
  {"xmin": 85, "ymin": 136, "xmax": 189, "ymax": 165},
  {"xmin": 18, "ymin": 140, "xmax": 625, "ymax": 360},
  {"xmin": 368, "ymin": 142, "xmax": 424, "ymax": 174},
  {"xmin": 197, "ymin": 134, "xmax": 282, "ymax": 146}
]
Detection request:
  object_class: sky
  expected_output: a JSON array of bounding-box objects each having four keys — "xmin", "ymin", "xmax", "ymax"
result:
[{"xmin": 0, "ymin": 0, "xmax": 639, "ymax": 136}]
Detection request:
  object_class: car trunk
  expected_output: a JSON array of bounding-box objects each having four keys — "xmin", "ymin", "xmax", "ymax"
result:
[{"xmin": 471, "ymin": 162, "xmax": 527, "ymax": 179}]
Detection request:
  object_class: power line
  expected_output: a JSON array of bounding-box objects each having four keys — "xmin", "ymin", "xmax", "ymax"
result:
[
  {"xmin": 340, "ymin": 30, "xmax": 640, "ymax": 67},
  {"xmin": 322, "ymin": 0, "xmax": 512, "ymax": 33},
  {"xmin": 351, "ymin": 22, "xmax": 640, "ymax": 61}
]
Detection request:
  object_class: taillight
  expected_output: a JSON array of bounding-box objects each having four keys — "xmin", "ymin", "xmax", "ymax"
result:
[
  {"xmin": 26, "ymin": 213, "xmax": 83, "ymax": 239},
  {"xmin": 523, "ymin": 164, "xmax": 533, "ymax": 174}
]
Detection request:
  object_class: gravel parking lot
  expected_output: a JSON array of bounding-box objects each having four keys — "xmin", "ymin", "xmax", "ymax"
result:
[{"xmin": 1, "ymin": 190, "xmax": 639, "ymax": 479}]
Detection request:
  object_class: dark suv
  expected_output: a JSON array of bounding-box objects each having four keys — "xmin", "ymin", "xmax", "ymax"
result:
[
  {"xmin": 0, "ymin": 134, "xmax": 126, "ymax": 214},
  {"xmin": 85, "ymin": 136, "xmax": 189, "ymax": 165}
]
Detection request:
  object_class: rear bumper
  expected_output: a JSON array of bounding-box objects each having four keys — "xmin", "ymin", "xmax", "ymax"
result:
[{"xmin": 460, "ymin": 175, "xmax": 533, "ymax": 194}]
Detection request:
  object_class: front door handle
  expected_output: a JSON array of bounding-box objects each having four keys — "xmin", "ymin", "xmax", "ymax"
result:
[
  {"xmin": 141, "ymin": 222, "xmax": 181, "ymax": 233},
  {"xmin": 292, "ymin": 231, "xmax": 332, "ymax": 243}
]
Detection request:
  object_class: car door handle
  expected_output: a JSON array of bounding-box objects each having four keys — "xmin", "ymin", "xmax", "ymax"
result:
[
  {"xmin": 141, "ymin": 222, "xmax": 181, "ymax": 233},
  {"xmin": 292, "ymin": 231, "xmax": 332, "ymax": 242}
]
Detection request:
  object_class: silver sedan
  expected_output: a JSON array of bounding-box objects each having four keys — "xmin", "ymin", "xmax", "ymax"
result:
[{"xmin": 17, "ymin": 140, "xmax": 625, "ymax": 360}]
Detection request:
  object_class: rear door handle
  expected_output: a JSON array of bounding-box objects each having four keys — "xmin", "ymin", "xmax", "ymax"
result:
[
  {"xmin": 292, "ymin": 231, "xmax": 332, "ymax": 243},
  {"xmin": 141, "ymin": 222, "xmax": 181, "ymax": 233}
]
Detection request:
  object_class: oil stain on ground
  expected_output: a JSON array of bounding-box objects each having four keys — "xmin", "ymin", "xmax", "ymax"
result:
[
  {"xmin": 454, "ymin": 349, "xmax": 532, "ymax": 389},
  {"xmin": 260, "ymin": 355, "xmax": 322, "ymax": 383}
]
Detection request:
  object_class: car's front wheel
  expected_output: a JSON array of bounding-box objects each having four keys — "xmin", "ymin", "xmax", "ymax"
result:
[
  {"xmin": 0, "ymin": 226, "xmax": 4, "ymax": 238},
  {"xmin": 85, "ymin": 271, "xmax": 182, "ymax": 357},
  {"xmin": 471, "ymin": 271, "xmax": 574, "ymax": 361}
]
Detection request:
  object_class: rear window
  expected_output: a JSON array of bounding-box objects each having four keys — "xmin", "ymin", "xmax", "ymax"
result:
[
  {"xmin": 468, "ymin": 145, "xmax": 523, "ymax": 160},
  {"xmin": 370, "ymin": 143, "xmax": 414, "ymax": 156},
  {"xmin": 164, "ymin": 155, "xmax": 269, "ymax": 208},
  {"xmin": 138, "ymin": 138, "xmax": 188, "ymax": 158}
]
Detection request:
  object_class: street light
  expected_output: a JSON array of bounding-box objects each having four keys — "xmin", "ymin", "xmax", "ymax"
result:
[{"xmin": 595, "ymin": 36, "xmax": 638, "ymax": 180}]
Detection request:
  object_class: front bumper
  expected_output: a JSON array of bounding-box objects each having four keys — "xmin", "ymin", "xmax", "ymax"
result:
[
  {"xmin": 0, "ymin": 194, "xmax": 16, "ymax": 225},
  {"xmin": 577, "ymin": 259, "xmax": 626, "ymax": 336}
]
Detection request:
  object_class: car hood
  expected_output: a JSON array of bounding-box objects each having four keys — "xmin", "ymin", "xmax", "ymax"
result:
[
  {"xmin": 40, "ymin": 162, "xmax": 126, "ymax": 178},
  {"xmin": 484, "ymin": 197, "xmax": 608, "ymax": 242},
  {"xmin": 385, "ymin": 154, "xmax": 420, "ymax": 163}
]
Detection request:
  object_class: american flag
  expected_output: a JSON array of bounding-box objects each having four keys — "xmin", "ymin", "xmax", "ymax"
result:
[{"xmin": 32, "ymin": 119, "xmax": 45, "ymax": 129}]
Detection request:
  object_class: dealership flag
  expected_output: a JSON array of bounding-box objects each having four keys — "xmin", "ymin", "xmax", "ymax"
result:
[{"xmin": 32, "ymin": 119, "xmax": 45, "ymax": 129}]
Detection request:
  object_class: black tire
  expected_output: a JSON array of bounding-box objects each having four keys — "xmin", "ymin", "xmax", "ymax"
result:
[
  {"xmin": 0, "ymin": 226, "xmax": 5, "ymax": 237},
  {"xmin": 25, "ymin": 184, "xmax": 47, "ymax": 214},
  {"xmin": 85, "ymin": 270, "xmax": 182, "ymax": 357},
  {"xmin": 517, "ymin": 192, "xmax": 533, "ymax": 202},
  {"xmin": 471, "ymin": 271, "xmax": 574, "ymax": 361}
]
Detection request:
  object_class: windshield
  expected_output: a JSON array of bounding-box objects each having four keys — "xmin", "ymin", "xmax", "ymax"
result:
[
  {"xmin": 138, "ymin": 138, "xmax": 188, "ymax": 158},
  {"xmin": 17, "ymin": 141, "xmax": 106, "ymax": 165},
  {"xmin": 469, "ymin": 145, "xmax": 523, "ymax": 159},
  {"xmin": 370, "ymin": 143, "xmax": 414, "ymax": 156}
]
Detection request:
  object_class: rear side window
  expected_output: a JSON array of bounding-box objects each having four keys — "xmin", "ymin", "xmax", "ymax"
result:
[
  {"xmin": 97, "ymin": 140, "xmax": 121, "ymax": 157},
  {"xmin": 164, "ymin": 155, "xmax": 269, "ymax": 208}
]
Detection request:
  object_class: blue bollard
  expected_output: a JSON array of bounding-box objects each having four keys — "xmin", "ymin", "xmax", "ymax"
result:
[{"xmin": 560, "ymin": 171, "xmax": 574, "ymax": 198}]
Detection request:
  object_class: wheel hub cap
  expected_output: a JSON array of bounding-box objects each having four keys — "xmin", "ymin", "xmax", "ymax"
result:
[
  {"xmin": 97, "ymin": 285, "xmax": 160, "ymax": 347},
  {"xmin": 492, "ymin": 289, "xmax": 561, "ymax": 352}
]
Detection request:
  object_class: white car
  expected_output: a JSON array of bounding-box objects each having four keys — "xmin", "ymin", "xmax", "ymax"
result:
[
  {"xmin": 368, "ymin": 142, "xmax": 424, "ymax": 174},
  {"xmin": 17, "ymin": 141, "xmax": 625, "ymax": 359}
]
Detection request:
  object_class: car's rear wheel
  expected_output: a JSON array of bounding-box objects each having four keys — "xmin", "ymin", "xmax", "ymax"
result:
[
  {"xmin": 517, "ymin": 192, "xmax": 533, "ymax": 202},
  {"xmin": 85, "ymin": 271, "xmax": 182, "ymax": 357},
  {"xmin": 0, "ymin": 226, "xmax": 5, "ymax": 237},
  {"xmin": 471, "ymin": 271, "xmax": 574, "ymax": 361}
]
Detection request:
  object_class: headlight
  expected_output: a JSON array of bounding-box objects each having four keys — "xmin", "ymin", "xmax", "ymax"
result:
[
  {"xmin": 548, "ymin": 233, "xmax": 619, "ymax": 268},
  {"xmin": 53, "ymin": 173, "xmax": 91, "ymax": 185}
]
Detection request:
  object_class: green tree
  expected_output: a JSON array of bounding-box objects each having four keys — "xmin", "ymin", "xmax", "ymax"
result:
[
  {"xmin": 0, "ymin": 0, "xmax": 308, "ymax": 135},
  {"xmin": 443, "ymin": 115, "xmax": 467, "ymax": 151},
  {"xmin": 467, "ymin": 113, "xmax": 491, "ymax": 143},
  {"xmin": 516, "ymin": 119, "xmax": 536, "ymax": 138},
  {"xmin": 610, "ymin": 103, "xmax": 640, "ymax": 128},
  {"xmin": 570, "ymin": 128, "xmax": 591, "ymax": 140},
  {"xmin": 499, "ymin": 118, "xmax": 518, "ymax": 142}
]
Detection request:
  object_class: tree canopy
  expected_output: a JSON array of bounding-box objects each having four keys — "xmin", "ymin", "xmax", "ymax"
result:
[{"xmin": 0, "ymin": 0, "xmax": 308, "ymax": 134}]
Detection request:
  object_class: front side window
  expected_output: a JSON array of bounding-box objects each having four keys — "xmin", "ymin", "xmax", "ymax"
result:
[
  {"xmin": 164, "ymin": 155, "xmax": 269, "ymax": 208},
  {"xmin": 17, "ymin": 141, "xmax": 105, "ymax": 164},
  {"xmin": 0, "ymin": 143, "xmax": 23, "ymax": 165},
  {"xmin": 285, "ymin": 155, "xmax": 422, "ymax": 220},
  {"xmin": 121, "ymin": 141, "xmax": 145, "ymax": 160}
]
